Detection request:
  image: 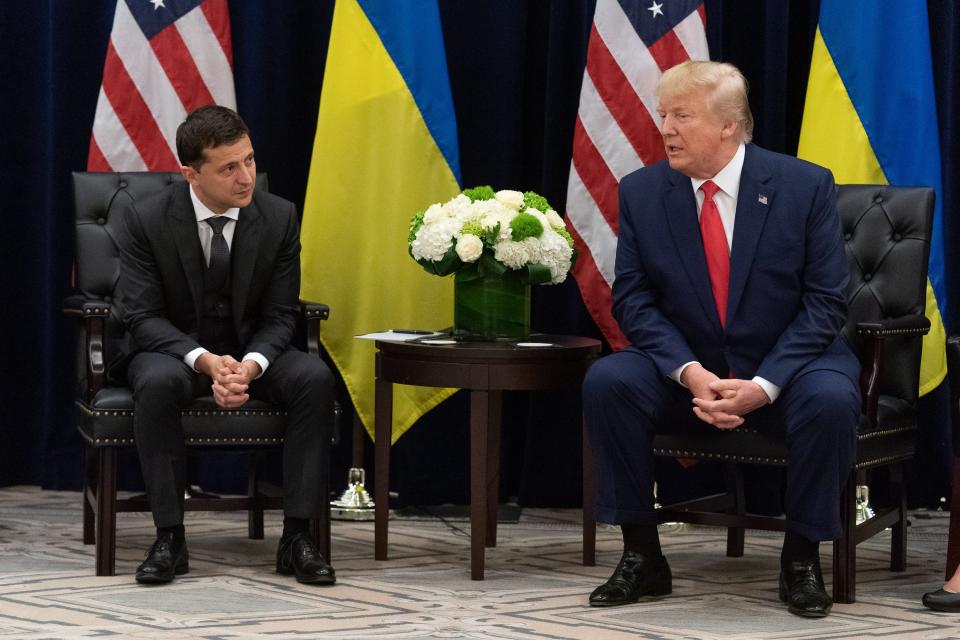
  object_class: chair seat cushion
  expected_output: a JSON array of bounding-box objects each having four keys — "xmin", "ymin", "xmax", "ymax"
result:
[
  {"xmin": 77, "ymin": 386, "xmax": 288, "ymax": 447},
  {"xmin": 652, "ymin": 394, "xmax": 916, "ymax": 468}
]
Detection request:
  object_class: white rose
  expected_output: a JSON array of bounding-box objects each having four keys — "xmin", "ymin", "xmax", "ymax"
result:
[
  {"xmin": 494, "ymin": 190, "xmax": 524, "ymax": 210},
  {"xmin": 545, "ymin": 208, "xmax": 565, "ymax": 229},
  {"xmin": 455, "ymin": 234, "xmax": 484, "ymax": 262}
]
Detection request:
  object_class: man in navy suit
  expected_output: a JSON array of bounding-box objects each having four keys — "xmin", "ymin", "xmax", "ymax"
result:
[
  {"xmin": 118, "ymin": 106, "xmax": 336, "ymax": 586},
  {"xmin": 583, "ymin": 61, "xmax": 859, "ymax": 618}
]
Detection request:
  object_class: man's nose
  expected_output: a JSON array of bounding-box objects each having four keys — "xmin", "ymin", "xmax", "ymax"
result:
[
  {"xmin": 659, "ymin": 115, "xmax": 673, "ymax": 136},
  {"xmin": 237, "ymin": 164, "xmax": 254, "ymax": 185}
]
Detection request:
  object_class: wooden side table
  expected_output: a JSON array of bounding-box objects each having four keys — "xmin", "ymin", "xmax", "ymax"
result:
[{"xmin": 373, "ymin": 335, "xmax": 601, "ymax": 579}]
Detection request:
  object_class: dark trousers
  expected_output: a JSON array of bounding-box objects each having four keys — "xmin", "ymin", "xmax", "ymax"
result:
[
  {"xmin": 582, "ymin": 348, "xmax": 859, "ymax": 542},
  {"xmin": 127, "ymin": 349, "xmax": 335, "ymax": 528}
]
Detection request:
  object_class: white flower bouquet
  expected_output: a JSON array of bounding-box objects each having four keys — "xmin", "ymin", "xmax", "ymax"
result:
[{"xmin": 408, "ymin": 186, "xmax": 576, "ymax": 285}]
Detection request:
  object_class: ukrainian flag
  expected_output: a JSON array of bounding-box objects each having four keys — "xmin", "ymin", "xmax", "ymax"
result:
[
  {"xmin": 300, "ymin": 0, "xmax": 461, "ymax": 442},
  {"xmin": 798, "ymin": 0, "xmax": 947, "ymax": 395}
]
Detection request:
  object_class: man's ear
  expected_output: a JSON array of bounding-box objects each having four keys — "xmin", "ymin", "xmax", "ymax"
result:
[
  {"xmin": 179, "ymin": 164, "xmax": 198, "ymax": 184},
  {"xmin": 720, "ymin": 120, "xmax": 738, "ymax": 141}
]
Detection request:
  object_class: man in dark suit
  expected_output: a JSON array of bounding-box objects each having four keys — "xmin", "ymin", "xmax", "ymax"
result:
[
  {"xmin": 583, "ymin": 61, "xmax": 859, "ymax": 617},
  {"xmin": 118, "ymin": 105, "xmax": 336, "ymax": 586}
]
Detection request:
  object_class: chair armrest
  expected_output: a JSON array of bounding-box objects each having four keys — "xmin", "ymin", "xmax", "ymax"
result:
[
  {"xmin": 63, "ymin": 295, "xmax": 111, "ymax": 318},
  {"xmin": 300, "ymin": 301, "xmax": 330, "ymax": 358},
  {"xmin": 857, "ymin": 314, "xmax": 930, "ymax": 429},
  {"xmin": 64, "ymin": 295, "xmax": 112, "ymax": 400},
  {"xmin": 856, "ymin": 315, "xmax": 930, "ymax": 338}
]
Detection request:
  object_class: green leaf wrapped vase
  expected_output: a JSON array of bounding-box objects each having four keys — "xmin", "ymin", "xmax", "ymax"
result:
[{"xmin": 409, "ymin": 186, "xmax": 576, "ymax": 340}]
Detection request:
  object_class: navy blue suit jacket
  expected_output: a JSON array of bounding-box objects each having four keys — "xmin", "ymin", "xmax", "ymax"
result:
[{"xmin": 612, "ymin": 144, "xmax": 859, "ymax": 389}]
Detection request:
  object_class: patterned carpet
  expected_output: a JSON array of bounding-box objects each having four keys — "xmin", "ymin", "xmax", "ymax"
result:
[{"xmin": 0, "ymin": 485, "xmax": 957, "ymax": 639}]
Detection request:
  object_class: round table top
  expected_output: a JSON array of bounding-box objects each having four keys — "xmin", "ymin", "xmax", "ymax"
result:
[{"xmin": 375, "ymin": 334, "xmax": 602, "ymax": 364}]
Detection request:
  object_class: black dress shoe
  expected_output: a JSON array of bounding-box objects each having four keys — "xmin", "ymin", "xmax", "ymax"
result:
[
  {"xmin": 922, "ymin": 588, "xmax": 960, "ymax": 612},
  {"xmin": 778, "ymin": 559, "xmax": 832, "ymax": 618},
  {"xmin": 135, "ymin": 532, "xmax": 188, "ymax": 584},
  {"xmin": 276, "ymin": 532, "xmax": 336, "ymax": 585},
  {"xmin": 589, "ymin": 551, "xmax": 672, "ymax": 607}
]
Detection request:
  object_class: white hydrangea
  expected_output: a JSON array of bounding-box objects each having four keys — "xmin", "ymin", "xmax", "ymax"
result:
[
  {"xmin": 422, "ymin": 202, "xmax": 444, "ymax": 225},
  {"xmin": 494, "ymin": 190, "xmax": 524, "ymax": 210},
  {"xmin": 538, "ymin": 228, "xmax": 574, "ymax": 283},
  {"xmin": 493, "ymin": 238, "xmax": 532, "ymax": 270},
  {"xmin": 455, "ymin": 233, "xmax": 484, "ymax": 262},
  {"xmin": 410, "ymin": 218, "xmax": 459, "ymax": 262}
]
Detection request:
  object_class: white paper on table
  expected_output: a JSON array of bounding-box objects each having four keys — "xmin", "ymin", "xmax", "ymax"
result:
[{"xmin": 355, "ymin": 330, "xmax": 445, "ymax": 342}]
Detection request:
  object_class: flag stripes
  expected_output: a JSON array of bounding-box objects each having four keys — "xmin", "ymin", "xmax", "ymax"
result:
[
  {"xmin": 88, "ymin": 0, "xmax": 236, "ymax": 172},
  {"xmin": 567, "ymin": 0, "xmax": 708, "ymax": 350}
]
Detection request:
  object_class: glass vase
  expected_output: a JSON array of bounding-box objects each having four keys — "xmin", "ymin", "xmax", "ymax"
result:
[{"xmin": 453, "ymin": 272, "xmax": 530, "ymax": 340}]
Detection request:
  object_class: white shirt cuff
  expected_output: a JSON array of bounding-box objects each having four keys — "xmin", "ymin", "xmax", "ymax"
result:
[
  {"xmin": 184, "ymin": 347, "xmax": 208, "ymax": 372},
  {"xmin": 243, "ymin": 352, "xmax": 269, "ymax": 379},
  {"xmin": 671, "ymin": 361, "xmax": 699, "ymax": 386},
  {"xmin": 751, "ymin": 376, "xmax": 780, "ymax": 403}
]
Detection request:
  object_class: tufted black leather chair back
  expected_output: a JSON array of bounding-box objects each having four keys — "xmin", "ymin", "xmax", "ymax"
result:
[
  {"xmin": 71, "ymin": 172, "xmax": 269, "ymax": 376},
  {"xmin": 838, "ymin": 185, "xmax": 934, "ymax": 405}
]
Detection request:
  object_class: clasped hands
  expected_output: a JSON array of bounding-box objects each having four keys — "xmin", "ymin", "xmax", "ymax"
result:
[
  {"xmin": 680, "ymin": 363, "xmax": 770, "ymax": 429},
  {"xmin": 196, "ymin": 353, "xmax": 262, "ymax": 409}
]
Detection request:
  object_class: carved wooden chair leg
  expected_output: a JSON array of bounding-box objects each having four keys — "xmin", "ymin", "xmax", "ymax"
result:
[{"xmin": 95, "ymin": 447, "xmax": 119, "ymax": 577}]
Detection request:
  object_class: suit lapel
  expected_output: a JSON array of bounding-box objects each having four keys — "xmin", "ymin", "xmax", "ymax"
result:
[
  {"xmin": 230, "ymin": 198, "xmax": 260, "ymax": 325},
  {"xmin": 663, "ymin": 171, "xmax": 723, "ymax": 333},
  {"xmin": 727, "ymin": 145, "xmax": 774, "ymax": 325},
  {"xmin": 168, "ymin": 184, "xmax": 205, "ymax": 320}
]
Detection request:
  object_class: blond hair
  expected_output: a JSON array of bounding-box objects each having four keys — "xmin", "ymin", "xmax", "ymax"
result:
[{"xmin": 658, "ymin": 61, "xmax": 754, "ymax": 143}]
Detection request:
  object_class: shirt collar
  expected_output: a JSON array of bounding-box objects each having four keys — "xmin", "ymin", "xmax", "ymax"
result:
[
  {"xmin": 190, "ymin": 185, "xmax": 240, "ymax": 223},
  {"xmin": 691, "ymin": 143, "xmax": 746, "ymax": 201}
]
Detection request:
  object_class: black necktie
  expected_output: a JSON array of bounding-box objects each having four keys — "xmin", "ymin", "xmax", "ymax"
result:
[{"xmin": 205, "ymin": 216, "xmax": 230, "ymax": 289}]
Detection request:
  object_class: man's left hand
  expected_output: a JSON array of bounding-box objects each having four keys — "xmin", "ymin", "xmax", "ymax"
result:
[{"xmin": 692, "ymin": 379, "xmax": 770, "ymax": 424}]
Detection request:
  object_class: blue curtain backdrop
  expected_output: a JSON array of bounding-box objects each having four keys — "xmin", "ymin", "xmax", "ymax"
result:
[{"xmin": 2, "ymin": 1, "xmax": 958, "ymax": 509}]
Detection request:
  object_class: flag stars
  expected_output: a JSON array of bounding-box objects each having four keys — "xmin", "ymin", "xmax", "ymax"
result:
[
  {"xmin": 648, "ymin": 1, "xmax": 664, "ymax": 18},
  {"xmin": 149, "ymin": 0, "xmax": 165, "ymax": 10}
]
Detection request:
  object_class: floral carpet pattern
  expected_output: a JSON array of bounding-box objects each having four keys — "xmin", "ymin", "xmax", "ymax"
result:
[{"xmin": 0, "ymin": 486, "xmax": 957, "ymax": 639}]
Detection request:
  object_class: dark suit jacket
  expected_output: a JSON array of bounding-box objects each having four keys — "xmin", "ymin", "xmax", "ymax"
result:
[
  {"xmin": 117, "ymin": 181, "xmax": 301, "ymax": 367},
  {"xmin": 613, "ymin": 143, "xmax": 859, "ymax": 389}
]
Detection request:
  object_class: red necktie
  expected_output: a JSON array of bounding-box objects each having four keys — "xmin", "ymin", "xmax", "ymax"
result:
[{"xmin": 699, "ymin": 180, "xmax": 729, "ymax": 327}]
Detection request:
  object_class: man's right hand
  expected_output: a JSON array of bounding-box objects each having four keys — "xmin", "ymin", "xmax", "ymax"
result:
[
  {"xmin": 680, "ymin": 363, "xmax": 744, "ymax": 429},
  {"xmin": 195, "ymin": 352, "xmax": 250, "ymax": 409}
]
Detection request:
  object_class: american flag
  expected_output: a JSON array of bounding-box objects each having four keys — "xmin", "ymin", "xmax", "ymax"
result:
[
  {"xmin": 566, "ymin": 0, "xmax": 709, "ymax": 349},
  {"xmin": 88, "ymin": 0, "xmax": 236, "ymax": 172}
]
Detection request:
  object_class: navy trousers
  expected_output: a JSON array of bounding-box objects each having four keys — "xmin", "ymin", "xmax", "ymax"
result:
[{"xmin": 582, "ymin": 348, "xmax": 859, "ymax": 542}]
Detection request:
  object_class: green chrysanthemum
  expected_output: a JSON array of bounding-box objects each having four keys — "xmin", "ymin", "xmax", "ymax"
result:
[
  {"xmin": 463, "ymin": 185, "xmax": 495, "ymax": 201},
  {"xmin": 509, "ymin": 211, "xmax": 544, "ymax": 241},
  {"xmin": 522, "ymin": 191, "xmax": 550, "ymax": 212}
]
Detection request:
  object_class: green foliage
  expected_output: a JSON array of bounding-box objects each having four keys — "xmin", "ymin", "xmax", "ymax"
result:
[
  {"xmin": 555, "ymin": 226, "xmax": 574, "ymax": 248},
  {"xmin": 408, "ymin": 211, "xmax": 425, "ymax": 244},
  {"xmin": 463, "ymin": 185, "xmax": 495, "ymax": 201},
  {"xmin": 461, "ymin": 219, "xmax": 501, "ymax": 247},
  {"xmin": 509, "ymin": 211, "xmax": 544, "ymax": 241},
  {"xmin": 522, "ymin": 191, "xmax": 550, "ymax": 212},
  {"xmin": 415, "ymin": 245, "xmax": 461, "ymax": 277}
]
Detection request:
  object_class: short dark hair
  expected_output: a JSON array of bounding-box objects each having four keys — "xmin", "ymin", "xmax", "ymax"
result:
[{"xmin": 176, "ymin": 105, "xmax": 250, "ymax": 169}]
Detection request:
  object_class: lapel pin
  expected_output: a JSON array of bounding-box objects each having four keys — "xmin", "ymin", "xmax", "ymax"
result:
[{"xmin": 758, "ymin": 194, "xmax": 768, "ymax": 205}]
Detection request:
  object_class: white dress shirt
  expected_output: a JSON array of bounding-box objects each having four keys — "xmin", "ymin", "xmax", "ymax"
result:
[
  {"xmin": 669, "ymin": 144, "xmax": 781, "ymax": 403},
  {"xmin": 183, "ymin": 186, "xmax": 268, "ymax": 378}
]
